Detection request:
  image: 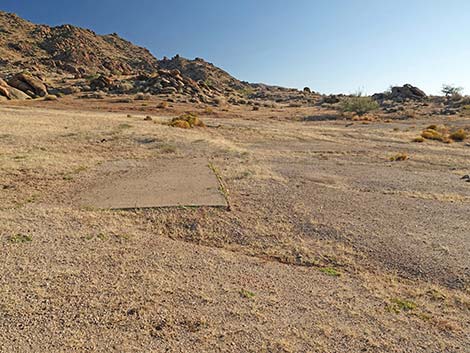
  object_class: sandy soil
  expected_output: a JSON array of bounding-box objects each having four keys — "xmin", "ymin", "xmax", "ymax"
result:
[{"xmin": 0, "ymin": 99, "xmax": 469, "ymax": 352}]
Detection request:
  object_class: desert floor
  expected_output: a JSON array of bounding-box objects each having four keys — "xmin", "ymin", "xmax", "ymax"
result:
[{"xmin": 0, "ymin": 98, "xmax": 469, "ymax": 352}]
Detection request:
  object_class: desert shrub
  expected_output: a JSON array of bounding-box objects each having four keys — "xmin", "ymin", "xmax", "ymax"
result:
[
  {"xmin": 390, "ymin": 153, "xmax": 409, "ymax": 161},
  {"xmin": 449, "ymin": 129, "xmax": 467, "ymax": 141},
  {"xmin": 170, "ymin": 120, "xmax": 190, "ymax": 129},
  {"xmin": 420, "ymin": 125, "xmax": 457, "ymax": 143},
  {"xmin": 169, "ymin": 113, "xmax": 205, "ymax": 129},
  {"xmin": 339, "ymin": 94, "xmax": 379, "ymax": 115},
  {"xmin": 421, "ymin": 129, "xmax": 446, "ymax": 141}
]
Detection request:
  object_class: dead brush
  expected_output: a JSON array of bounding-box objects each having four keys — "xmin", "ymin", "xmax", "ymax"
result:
[
  {"xmin": 421, "ymin": 124, "xmax": 451, "ymax": 143},
  {"xmin": 169, "ymin": 113, "xmax": 205, "ymax": 129},
  {"xmin": 390, "ymin": 153, "xmax": 409, "ymax": 162},
  {"xmin": 449, "ymin": 129, "xmax": 468, "ymax": 141},
  {"xmin": 419, "ymin": 124, "xmax": 468, "ymax": 143}
]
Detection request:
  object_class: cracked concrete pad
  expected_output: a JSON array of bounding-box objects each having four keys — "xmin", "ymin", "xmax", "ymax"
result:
[{"xmin": 78, "ymin": 158, "xmax": 227, "ymax": 209}]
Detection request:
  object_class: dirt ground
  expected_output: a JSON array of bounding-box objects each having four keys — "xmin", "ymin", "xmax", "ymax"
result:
[{"xmin": 0, "ymin": 97, "xmax": 469, "ymax": 352}]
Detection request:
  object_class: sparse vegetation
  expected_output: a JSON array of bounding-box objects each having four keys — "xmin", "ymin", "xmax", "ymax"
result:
[
  {"xmin": 390, "ymin": 153, "xmax": 409, "ymax": 162},
  {"xmin": 339, "ymin": 93, "xmax": 380, "ymax": 116},
  {"xmin": 387, "ymin": 298, "xmax": 417, "ymax": 313},
  {"xmin": 420, "ymin": 124, "xmax": 468, "ymax": 143},
  {"xmin": 169, "ymin": 113, "xmax": 205, "ymax": 129},
  {"xmin": 240, "ymin": 289, "xmax": 256, "ymax": 299},
  {"xmin": 8, "ymin": 234, "xmax": 32, "ymax": 243},
  {"xmin": 449, "ymin": 129, "xmax": 467, "ymax": 142},
  {"xmin": 319, "ymin": 267, "xmax": 341, "ymax": 277}
]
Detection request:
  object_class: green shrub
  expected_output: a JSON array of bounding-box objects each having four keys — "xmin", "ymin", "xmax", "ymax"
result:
[{"xmin": 339, "ymin": 94, "xmax": 379, "ymax": 115}]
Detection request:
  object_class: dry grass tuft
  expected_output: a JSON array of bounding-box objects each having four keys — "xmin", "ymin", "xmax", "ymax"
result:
[
  {"xmin": 169, "ymin": 120, "xmax": 190, "ymax": 129},
  {"xmin": 421, "ymin": 129, "xmax": 450, "ymax": 143},
  {"xmin": 449, "ymin": 129, "xmax": 467, "ymax": 142},
  {"xmin": 240, "ymin": 289, "xmax": 256, "ymax": 299},
  {"xmin": 390, "ymin": 153, "xmax": 409, "ymax": 162},
  {"xmin": 319, "ymin": 267, "xmax": 341, "ymax": 277},
  {"xmin": 387, "ymin": 298, "xmax": 417, "ymax": 313},
  {"xmin": 420, "ymin": 124, "xmax": 468, "ymax": 143},
  {"xmin": 169, "ymin": 113, "xmax": 205, "ymax": 129}
]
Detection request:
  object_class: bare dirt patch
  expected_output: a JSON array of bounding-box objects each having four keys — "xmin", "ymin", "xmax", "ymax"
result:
[{"xmin": 0, "ymin": 103, "xmax": 469, "ymax": 352}]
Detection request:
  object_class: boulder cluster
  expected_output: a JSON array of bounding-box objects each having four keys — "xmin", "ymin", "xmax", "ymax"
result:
[
  {"xmin": 0, "ymin": 72, "xmax": 48, "ymax": 100},
  {"xmin": 85, "ymin": 69, "xmax": 224, "ymax": 104},
  {"xmin": 373, "ymin": 84, "xmax": 427, "ymax": 102}
]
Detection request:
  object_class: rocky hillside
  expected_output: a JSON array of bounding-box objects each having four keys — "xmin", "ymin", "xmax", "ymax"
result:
[
  {"xmin": 0, "ymin": 11, "xmax": 315, "ymax": 105},
  {"xmin": 0, "ymin": 11, "xmax": 158, "ymax": 76}
]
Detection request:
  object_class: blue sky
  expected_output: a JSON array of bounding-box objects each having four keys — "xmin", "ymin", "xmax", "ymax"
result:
[{"xmin": 1, "ymin": 0, "xmax": 469, "ymax": 94}]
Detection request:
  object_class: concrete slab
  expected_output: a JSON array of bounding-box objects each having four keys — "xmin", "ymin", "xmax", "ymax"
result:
[{"xmin": 78, "ymin": 158, "xmax": 227, "ymax": 209}]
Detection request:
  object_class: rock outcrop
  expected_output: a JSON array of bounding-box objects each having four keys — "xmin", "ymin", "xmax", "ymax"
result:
[
  {"xmin": 0, "ymin": 78, "xmax": 31, "ymax": 100},
  {"xmin": 373, "ymin": 84, "xmax": 427, "ymax": 102},
  {"xmin": 8, "ymin": 72, "xmax": 48, "ymax": 97}
]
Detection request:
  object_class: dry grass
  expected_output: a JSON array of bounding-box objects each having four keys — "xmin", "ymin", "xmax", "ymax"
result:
[
  {"xmin": 449, "ymin": 129, "xmax": 467, "ymax": 141},
  {"xmin": 169, "ymin": 113, "xmax": 205, "ymax": 129},
  {"xmin": 0, "ymin": 103, "xmax": 469, "ymax": 352},
  {"xmin": 390, "ymin": 153, "xmax": 409, "ymax": 161},
  {"xmin": 420, "ymin": 124, "xmax": 468, "ymax": 143}
]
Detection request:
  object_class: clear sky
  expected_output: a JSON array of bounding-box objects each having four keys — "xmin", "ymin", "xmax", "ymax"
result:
[{"xmin": 1, "ymin": 0, "xmax": 469, "ymax": 95}]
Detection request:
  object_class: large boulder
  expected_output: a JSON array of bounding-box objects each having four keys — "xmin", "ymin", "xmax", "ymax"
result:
[
  {"xmin": 7, "ymin": 73, "xmax": 48, "ymax": 97},
  {"xmin": 391, "ymin": 84, "xmax": 426, "ymax": 100},
  {"xmin": 0, "ymin": 78, "xmax": 31, "ymax": 100}
]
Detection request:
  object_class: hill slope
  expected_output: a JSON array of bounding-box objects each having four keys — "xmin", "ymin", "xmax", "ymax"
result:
[{"xmin": 0, "ymin": 11, "xmax": 158, "ymax": 76}]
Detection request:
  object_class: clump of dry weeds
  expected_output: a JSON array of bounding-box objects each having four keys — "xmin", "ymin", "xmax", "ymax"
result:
[
  {"xmin": 390, "ymin": 153, "xmax": 409, "ymax": 162},
  {"xmin": 169, "ymin": 113, "xmax": 205, "ymax": 129},
  {"xmin": 419, "ymin": 124, "xmax": 468, "ymax": 143}
]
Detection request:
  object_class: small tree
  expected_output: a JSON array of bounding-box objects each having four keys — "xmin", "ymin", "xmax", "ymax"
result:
[{"xmin": 441, "ymin": 84, "xmax": 463, "ymax": 97}]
